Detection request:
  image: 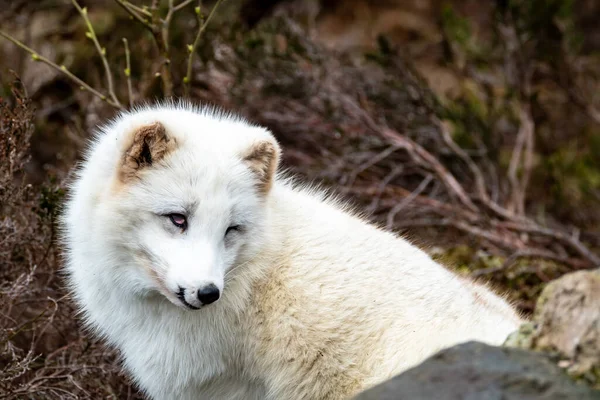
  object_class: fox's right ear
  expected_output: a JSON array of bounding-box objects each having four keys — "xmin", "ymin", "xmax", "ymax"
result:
[
  {"xmin": 242, "ymin": 138, "xmax": 280, "ymax": 195},
  {"xmin": 120, "ymin": 122, "xmax": 174, "ymax": 181}
]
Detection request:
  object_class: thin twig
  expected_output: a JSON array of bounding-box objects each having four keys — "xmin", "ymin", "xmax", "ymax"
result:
[
  {"xmin": 158, "ymin": 0, "xmax": 178, "ymax": 97},
  {"xmin": 379, "ymin": 127, "xmax": 478, "ymax": 212},
  {"xmin": 163, "ymin": 0, "xmax": 176, "ymax": 54},
  {"xmin": 497, "ymin": 221, "xmax": 600, "ymax": 267},
  {"xmin": 122, "ymin": 38, "xmax": 134, "ymax": 108},
  {"xmin": 507, "ymin": 105, "xmax": 534, "ymax": 215},
  {"xmin": 337, "ymin": 92, "xmax": 478, "ymax": 212},
  {"xmin": 184, "ymin": 0, "xmax": 225, "ymax": 96},
  {"xmin": 0, "ymin": 30, "xmax": 122, "ymax": 109},
  {"xmin": 365, "ymin": 165, "xmax": 404, "ymax": 214},
  {"xmin": 114, "ymin": 0, "xmax": 178, "ymax": 96},
  {"xmin": 185, "ymin": 0, "xmax": 204, "ymax": 97},
  {"xmin": 123, "ymin": 0, "xmax": 152, "ymax": 17},
  {"xmin": 113, "ymin": 0, "xmax": 173, "ymax": 96},
  {"xmin": 0, "ymin": 301, "xmax": 51, "ymax": 348},
  {"xmin": 71, "ymin": 0, "xmax": 122, "ymax": 108},
  {"xmin": 518, "ymin": 106, "xmax": 534, "ymax": 215},
  {"xmin": 435, "ymin": 116, "xmax": 529, "ymax": 222},
  {"xmin": 174, "ymin": 0, "xmax": 194, "ymax": 12},
  {"xmin": 342, "ymin": 144, "xmax": 399, "ymax": 187},
  {"xmin": 114, "ymin": 0, "xmax": 153, "ymax": 29},
  {"xmin": 394, "ymin": 217, "xmax": 521, "ymax": 249},
  {"xmin": 387, "ymin": 175, "xmax": 433, "ymax": 230}
]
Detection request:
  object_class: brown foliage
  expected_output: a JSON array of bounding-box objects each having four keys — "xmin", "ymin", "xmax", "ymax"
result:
[{"xmin": 0, "ymin": 81, "xmax": 141, "ymax": 399}]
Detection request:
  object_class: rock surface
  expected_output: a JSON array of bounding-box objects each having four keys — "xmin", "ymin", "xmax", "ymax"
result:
[
  {"xmin": 353, "ymin": 341, "xmax": 600, "ymax": 400},
  {"xmin": 505, "ymin": 269, "xmax": 600, "ymax": 388}
]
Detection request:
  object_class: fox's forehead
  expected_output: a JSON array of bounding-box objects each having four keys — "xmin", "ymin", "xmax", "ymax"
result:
[{"xmin": 143, "ymin": 152, "xmax": 251, "ymax": 195}]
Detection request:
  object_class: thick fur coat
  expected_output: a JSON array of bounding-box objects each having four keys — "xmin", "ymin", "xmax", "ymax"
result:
[{"xmin": 61, "ymin": 103, "xmax": 523, "ymax": 400}]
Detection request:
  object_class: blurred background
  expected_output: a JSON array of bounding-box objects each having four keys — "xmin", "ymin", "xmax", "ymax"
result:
[{"xmin": 1, "ymin": 0, "xmax": 599, "ymax": 398}]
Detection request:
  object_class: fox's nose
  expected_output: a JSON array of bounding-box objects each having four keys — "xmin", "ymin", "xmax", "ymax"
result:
[{"xmin": 197, "ymin": 284, "xmax": 220, "ymax": 305}]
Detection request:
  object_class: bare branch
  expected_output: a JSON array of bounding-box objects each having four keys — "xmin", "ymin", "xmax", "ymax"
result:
[
  {"xmin": 71, "ymin": 0, "xmax": 122, "ymax": 108},
  {"xmin": 395, "ymin": 217, "xmax": 521, "ymax": 249},
  {"xmin": 184, "ymin": 0, "xmax": 226, "ymax": 96},
  {"xmin": 113, "ymin": 0, "xmax": 171, "ymax": 96},
  {"xmin": 386, "ymin": 175, "xmax": 433, "ymax": 230},
  {"xmin": 507, "ymin": 105, "xmax": 534, "ymax": 215},
  {"xmin": 0, "ymin": 30, "xmax": 123, "ymax": 109},
  {"xmin": 114, "ymin": 0, "xmax": 153, "ymax": 29},
  {"xmin": 174, "ymin": 0, "xmax": 194, "ymax": 12},
  {"xmin": 342, "ymin": 144, "xmax": 399, "ymax": 187},
  {"xmin": 364, "ymin": 165, "xmax": 404, "ymax": 214},
  {"xmin": 336, "ymin": 92, "xmax": 478, "ymax": 212},
  {"xmin": 435, "ymin": 116, "xmax": 529, "ymax": 222},
  {"xmin": 124, "ymin": 1, "xmax": 152, "ymax": 17},
  {"xmin": 122, "ymin": 38, "xmax": 134, "ymax": 108},
  {"xmin": 496, "ymin": 221, "xmax": 600, "ymax": 267},
  {"xmin": 378, "ymin": 127, "xmax": 478, "ymax": 212}
]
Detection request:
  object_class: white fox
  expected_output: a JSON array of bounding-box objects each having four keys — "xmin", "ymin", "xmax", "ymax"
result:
[{"xmin": 61, "ymin": 103, "xmax": 523, "ymax": 400}]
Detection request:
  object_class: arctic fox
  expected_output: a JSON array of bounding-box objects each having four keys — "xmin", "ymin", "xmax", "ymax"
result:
[{"xmin": 61, "ymin": 103, "xmax": 523, "ymax": 400}]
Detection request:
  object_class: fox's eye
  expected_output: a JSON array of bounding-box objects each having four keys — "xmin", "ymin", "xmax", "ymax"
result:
[
  {"xmin": 168, "ymin": 214, "xmax": 187, "ymax": 229},
  {"xmin": 225, "ymin": 225, "xmax": 240, "ymax": 237}
]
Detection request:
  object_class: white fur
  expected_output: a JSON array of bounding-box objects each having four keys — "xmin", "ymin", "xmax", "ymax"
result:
[{"xmin": 61, "ymin": 102, "xmax": 523, "ymax": 400}]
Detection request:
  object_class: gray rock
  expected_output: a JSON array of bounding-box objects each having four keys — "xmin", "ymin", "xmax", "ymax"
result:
[
  {"xmin": 505, "ymin": 269, "xmax": 600, "ymax": 388},
  {"xmin": 353, "ymin": 342, "xmax": 600, "ymax": 400}
]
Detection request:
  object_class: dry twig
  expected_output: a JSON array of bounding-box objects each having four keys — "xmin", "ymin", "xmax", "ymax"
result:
[
  {"xmin": 0, "ymin": 31, "xmax": 123, "ymax": 109},
  {"xmin": 507, "ymin": 106, "xmax": 534, "ymax": 215},
  {"xmin": 71, "ymin": 0, "xmax": 122, "ymax": 108},
  {"xmin": 115, "ymin": 0, "xmax": 195, "ymax": 97},
  {"xmin": 386, "ymin": 175, "xmax": 433, "ymax": 230},
  {"xmin": 336, "ymin": 83, "xmax": 599, "ymax": 270},
  {"xmin": 122, "ymin": 38, "xmax": 134, "ymax": 107},
  {"xmin": 184, "ymin": 0, "xmax": 226, "ymax": 96}
]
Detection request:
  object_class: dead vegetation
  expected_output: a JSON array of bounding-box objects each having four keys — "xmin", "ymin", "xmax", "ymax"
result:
[
  {"xmin": 0, "ymin": 0, "xmax": 598, "ymax": 398},
  {"xmin": 0, "ymin": 81, "xmax": 143, "ymax": 398}
]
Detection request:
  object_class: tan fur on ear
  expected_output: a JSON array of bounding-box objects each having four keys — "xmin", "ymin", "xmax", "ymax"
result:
[
  {"xmin": 120, "ymin": 122, "xmax": 174, "ymax": 181},
  {"xmin": 244, "ymin": 140, "xmax": 280, "ymax": 194}
]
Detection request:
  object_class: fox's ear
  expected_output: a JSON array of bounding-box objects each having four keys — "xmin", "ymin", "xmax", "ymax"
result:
[
  {"xmin": 243, "ymin": 139, "xmax": 280, "ymax": 194},
  {"xmin": 120, "ymin": 122, "xmax": 174, "ymax": 181}
]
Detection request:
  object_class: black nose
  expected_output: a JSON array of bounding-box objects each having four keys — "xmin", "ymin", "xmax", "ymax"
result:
[{"xmin": 197, "ymin": 284, "xmax": 220, "ymax": 305}]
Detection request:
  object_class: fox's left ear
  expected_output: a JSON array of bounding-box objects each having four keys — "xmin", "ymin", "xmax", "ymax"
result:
[
  {"xmin": 120, "ymin": 121, "xmax": 174, "ymax": 181},
  {"xmin": 243, "ymin": 138, "xmax": 280, "ymax": 195}
]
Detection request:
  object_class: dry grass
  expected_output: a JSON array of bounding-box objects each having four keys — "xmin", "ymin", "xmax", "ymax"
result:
[{"xmin": 0, "ymin": 80, "xmax": 142, "ymax": 399}]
